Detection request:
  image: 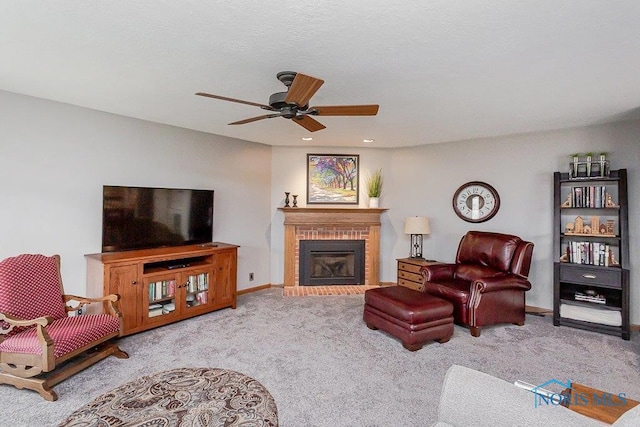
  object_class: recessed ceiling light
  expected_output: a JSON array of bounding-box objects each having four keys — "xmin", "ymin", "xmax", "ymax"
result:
[
  {"xmin": 302, "ymin": 137, "xmax": 313, "ymax": 141},
  {"xmin": 363, "ymin": 139, "xmax": 375, "ymax": 143}
]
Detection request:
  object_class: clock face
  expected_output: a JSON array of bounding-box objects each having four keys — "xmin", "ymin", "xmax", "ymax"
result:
[{"xmin": 452, "ymin": 181, "xmax": 500, "ymax": 223}]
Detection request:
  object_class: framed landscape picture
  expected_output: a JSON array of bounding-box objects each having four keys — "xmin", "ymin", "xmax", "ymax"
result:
[{"xmin": 307, "ymin": 154, "xmax": 359, "ymax": 205}]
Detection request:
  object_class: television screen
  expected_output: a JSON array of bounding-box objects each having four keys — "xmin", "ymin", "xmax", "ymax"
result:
[{"xmin": 102, "ymin": 185, "xmax": 214, "ymax": 252}]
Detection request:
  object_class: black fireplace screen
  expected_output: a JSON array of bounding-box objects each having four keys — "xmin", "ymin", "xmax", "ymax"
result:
[{"xmin": 299, "ymin": 240, "xmax": 365, "ymax": 286}]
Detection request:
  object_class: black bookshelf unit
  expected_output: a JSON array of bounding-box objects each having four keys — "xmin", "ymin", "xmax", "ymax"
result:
[{"xmin": 553, "ymin": 169, "xmax": 630, "ymax": 340}]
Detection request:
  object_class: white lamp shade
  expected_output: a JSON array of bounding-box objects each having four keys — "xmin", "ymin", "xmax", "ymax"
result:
[{"xmin": 404, "ymin": 216, "xmax": 431, "ymax": 235}]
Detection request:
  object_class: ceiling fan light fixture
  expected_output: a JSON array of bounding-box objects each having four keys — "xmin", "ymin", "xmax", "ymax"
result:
[
  {"xmin": 363, "ymin": 138, "xmax": 375, "ymax": 143},
  {"xmin": 302, "ymin": 137, "xmax": 313, "ymax": 141}
]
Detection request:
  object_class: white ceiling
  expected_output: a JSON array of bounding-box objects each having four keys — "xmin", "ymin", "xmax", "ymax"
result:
[{"xmin": 2, "ymin": 1, "xmax": 640, "ymax": 148}]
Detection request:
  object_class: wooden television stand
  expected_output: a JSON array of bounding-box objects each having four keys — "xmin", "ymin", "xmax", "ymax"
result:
[{"xmin": 86, "ymin": 242, "xmax": 238, "ymax": 336}]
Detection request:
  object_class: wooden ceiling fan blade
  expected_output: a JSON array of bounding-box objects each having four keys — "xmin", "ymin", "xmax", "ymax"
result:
[
  {"xmin": 311, "ymin": 105, "xmax": 379, "ymax": 116},
  {"xmin": 292, "ymin": 115, "xmax": 326, "ymax": 132},
  {"xmin": 195, "ymin": 92, "xmax": 273, "ymax": 110},
  {"xmin": 229, "ymin": 113, "xmax": 281, "ymax": 125},
  {"xmin": 284, "ymin": 73, "xmax": 324, "ymax": 107}
]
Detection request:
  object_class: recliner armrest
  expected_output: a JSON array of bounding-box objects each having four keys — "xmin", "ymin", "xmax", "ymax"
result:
[
  {"xmin": 472, "ymin": 273, "xmax": 532, "ymax": 293},
  {"xmin": 420, "ymin": 264, "xmax": 456, "ymax": 283}
]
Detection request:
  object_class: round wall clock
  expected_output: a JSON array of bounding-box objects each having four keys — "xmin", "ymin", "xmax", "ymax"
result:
[{"xmin": 452, "ymin": 181, "xmax": 500, "ymax": 223}]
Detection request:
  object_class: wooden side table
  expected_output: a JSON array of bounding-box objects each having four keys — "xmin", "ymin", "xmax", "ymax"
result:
[
  {"xmin": 396, "ymin": 258, "xmax": 441, "ymax": 291},
  {"xmin": 562, "ymin": 383, "xmax": 640, "ymax": 424}
]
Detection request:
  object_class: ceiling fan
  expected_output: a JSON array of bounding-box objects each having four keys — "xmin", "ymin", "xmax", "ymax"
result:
[{"xmin": 196, "ymin": 71, "xmax": 379, "ymax": 132}]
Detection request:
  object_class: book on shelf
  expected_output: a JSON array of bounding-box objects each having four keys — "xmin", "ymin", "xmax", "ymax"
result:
[
  {"xmin": 574, "ymin": 291, "xmax": 606, "ymax": 304},
  {"xmin": 148, "ymin": 307, "xmax": 163, "ymax": 317},
  {"xmin": 569, "ymin": 185, "xmax": 608, "ymax": 208},
  {"xmin": 564, "ymin": 241, "xmax": 612, "ymax": 266},
  {"xmin": 197, "ymin": 291, "xmax": 208, "ymax": 305}
]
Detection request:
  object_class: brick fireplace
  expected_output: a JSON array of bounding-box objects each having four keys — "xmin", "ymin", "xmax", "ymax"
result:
[{"xmin": 279, "ymin": 207, "xmax": 387, "ymax": 287}]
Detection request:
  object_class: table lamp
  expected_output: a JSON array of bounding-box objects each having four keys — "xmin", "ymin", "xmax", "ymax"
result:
[{"xmin": 404, "ymin": 216, "xmax": 431, "ymax": 259}]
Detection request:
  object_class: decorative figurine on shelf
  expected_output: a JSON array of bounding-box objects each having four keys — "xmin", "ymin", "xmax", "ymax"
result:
[
  {"xmin": 610, "ymin": 251, "xmax": 620, "ymax": 266},
  {"xmin": 606, "ymin": 220, "xmax": 614, "ymax": 234},
  {"xmin": 566, "ymin": 215, "xmax": 615, "ymax": 236},
  {"xmin": 561, "ymin": 194, "xmax": 572, "ymax": 207},
  {"xmin": 292, "ymin": 195, "xmax": 298, "ymax": 207},
  {"xmin": 284, "ymin": 192, "xmax": 290, "ymax": 207},
  {"xmin": 605, "ymin": 192, "xmax": 617, "ymax": 207},
  {"xmin": 574, "ymin": 216, "xmax": 584, "ymax": 233}
]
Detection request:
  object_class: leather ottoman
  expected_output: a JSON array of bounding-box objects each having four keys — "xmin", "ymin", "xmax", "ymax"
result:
[{"xmin": 363, "ymin": 286, "xmax": 454, "ymax": 351}]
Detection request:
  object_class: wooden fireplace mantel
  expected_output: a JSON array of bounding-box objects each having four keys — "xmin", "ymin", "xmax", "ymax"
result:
[
  {"xmin": 279, "ymin": 207, "xmax": 387, "ymax": 225},
  {"xmin": 278, "ymin": 207, "xmax": 388, "ymax": 287}
]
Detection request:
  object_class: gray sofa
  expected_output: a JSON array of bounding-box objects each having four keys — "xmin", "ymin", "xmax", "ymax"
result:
[{"xmin": 433, "ymin": 365, "xmax": 640, "ymax": 427}]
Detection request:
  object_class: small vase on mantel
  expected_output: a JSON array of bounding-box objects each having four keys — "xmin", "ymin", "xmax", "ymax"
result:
[{"xmin": 369, "ymin": 197, "xmax": 380, "ymax": 208}]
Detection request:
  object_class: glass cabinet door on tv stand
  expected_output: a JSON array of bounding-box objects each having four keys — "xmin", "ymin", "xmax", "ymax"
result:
[
  {"xmin": 143, "ymin": 267, "xmax": 214, "ymax": 324},
  {"xmin": 145, "ymin": 273, "xmax": 179, "ymax": 322}
]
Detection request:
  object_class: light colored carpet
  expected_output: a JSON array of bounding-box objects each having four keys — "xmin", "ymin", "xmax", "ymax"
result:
[{"xmin": 1, "ymin": 288, "xmax": 639, "ymax": 426}]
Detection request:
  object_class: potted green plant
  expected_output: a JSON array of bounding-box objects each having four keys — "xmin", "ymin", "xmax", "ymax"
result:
[
  {"xmin": 599, "ymin": 152, "xmax": 608, "ymax": 176},
  {"xmin": 585, "ymin": 152, "xmax": 594, "ymax": 177},
  {"xmin": 366, "ymin": 169, "xmax": 383, "ymax": 208},
  {"xmin": 569, "ymin": 153, "xmax": 580, "ymax": 178}
]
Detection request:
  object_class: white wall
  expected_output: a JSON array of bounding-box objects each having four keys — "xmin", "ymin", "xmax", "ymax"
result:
[
  {"xmin": 270, "ymin": 121, "xmax": 640, "ymax": 322},
  {"xmin": 0, "ymin": 90, "xmax": 272, "ymax": 294},
  {"xmin": 3, "ymin": 89, "xmax": 639, "ymax": 323}
]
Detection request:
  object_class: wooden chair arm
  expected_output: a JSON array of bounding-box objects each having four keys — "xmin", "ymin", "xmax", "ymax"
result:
[
  {"xmin": 63, "ymin": 294, "xmax": 120, "ymax": 313},
  {"xmin": 0, "ymin": 312, "xmax": 52, "ymax": 335}
]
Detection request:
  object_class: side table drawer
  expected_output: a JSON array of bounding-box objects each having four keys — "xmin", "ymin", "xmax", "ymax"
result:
[
  {"xmin": 400, "ymin": 262, "xmax": 423, "ymax": 274},
  {"xmin": 398, "ymin": 278, "xmax": 422, "ymax": 291},
  {"xmin": 398, "ymin": 269, "xmax": 422, "ymax": 283},
  {"xmin": 559, "ymin": 265, "xmax": 622, "ymax": 288}
]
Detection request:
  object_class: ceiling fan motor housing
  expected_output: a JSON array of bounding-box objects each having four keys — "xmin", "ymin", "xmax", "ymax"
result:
[
  {"xmin": 269, "ymin": 92, "xmax": 307, "ymax": 118},
  {"xmin": 276, "ymin": 71, "xmax": 297, "ymax": 87}
]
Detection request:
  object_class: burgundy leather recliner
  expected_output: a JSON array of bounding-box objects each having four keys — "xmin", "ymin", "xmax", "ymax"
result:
[{"xmin": 420, "ymin": 231, "xmax": 534, "ymax": 337}]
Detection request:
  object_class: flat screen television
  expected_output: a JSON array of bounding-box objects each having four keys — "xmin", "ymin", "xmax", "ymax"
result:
[{"xmin": 102, "ymin": 185, "xmax": 214, "ymax": 253}]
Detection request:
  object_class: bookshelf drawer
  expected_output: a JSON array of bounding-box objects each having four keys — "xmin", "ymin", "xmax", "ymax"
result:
[{"xmin": 559, "ymin": 265, "xmax": 621, "ymax": 287}]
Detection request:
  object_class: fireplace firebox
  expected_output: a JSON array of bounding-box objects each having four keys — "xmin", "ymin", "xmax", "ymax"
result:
[{"xmin": 299, "ymin": 240, "xmax": 365, "ymax": 286}]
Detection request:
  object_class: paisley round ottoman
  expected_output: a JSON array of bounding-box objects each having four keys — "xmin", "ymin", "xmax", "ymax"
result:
[{"xmin": 59, "ymin": 367, "xmax": 278, "ymax": 426}]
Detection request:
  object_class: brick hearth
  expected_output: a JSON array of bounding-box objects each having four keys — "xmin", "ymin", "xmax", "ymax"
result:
[{"xmin": 279, "ymin": 208, "xmax": 387, "ymax": 287}]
